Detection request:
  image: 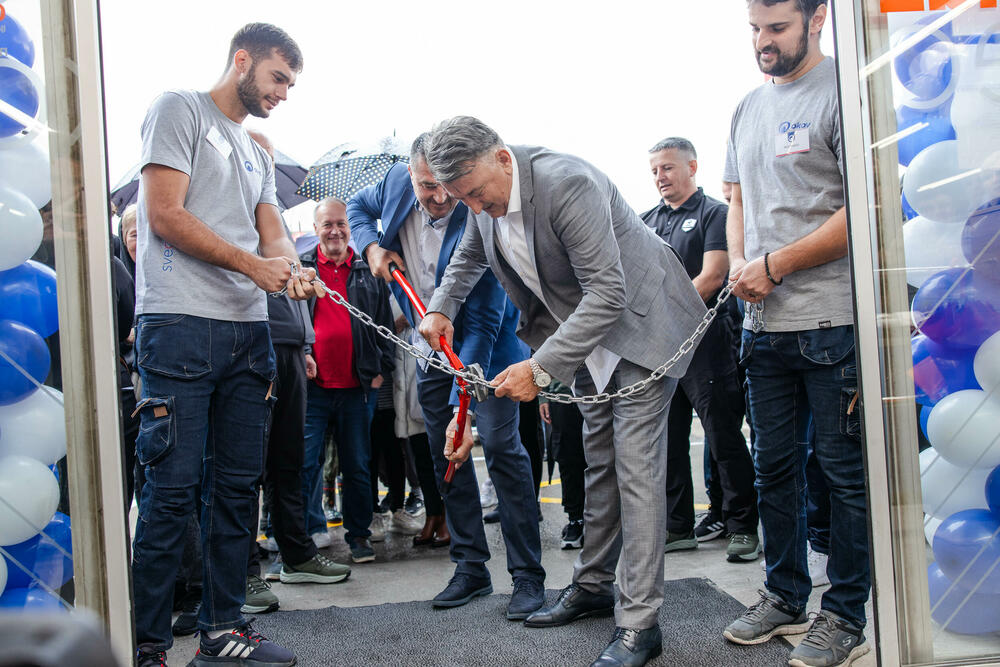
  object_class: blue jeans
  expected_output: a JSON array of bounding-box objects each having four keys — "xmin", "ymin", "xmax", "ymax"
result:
[
  {"xmin": 417, "ymin": 365, "xmax": 543, "ymax": 583},
  {"xmin": 301, "ymin": 384, "xmax": 372, "ymax": 542},
  {"xmin": 132, "ymin": 315, "xmax": 275, "ymax": 650},
  {"xmin": 742, "ymin": 325, "xmax": 870, "ymax": 628}
]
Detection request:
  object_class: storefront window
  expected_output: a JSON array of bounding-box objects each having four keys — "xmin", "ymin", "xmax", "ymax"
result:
[
  {"xmin": 1, "ymin": 1, "xmax": 131, "ymax": 662},
  {"xmin": 0, "ymin": 0, "xmax": 74, "ymax": 616},
  {"xmin": 840, "ymin": 1, "xmax": 1000, "ymax": 664}
]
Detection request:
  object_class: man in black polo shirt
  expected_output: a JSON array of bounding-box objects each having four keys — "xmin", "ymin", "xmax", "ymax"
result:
[{"xmin": 641, "ymin": 137, "xmax": 759, "ymax": 563}]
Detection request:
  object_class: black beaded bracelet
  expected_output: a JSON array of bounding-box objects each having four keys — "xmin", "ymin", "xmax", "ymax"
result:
[{"xmin": 764, "ymin": 252, "xmax": 782, "ymax": 286}]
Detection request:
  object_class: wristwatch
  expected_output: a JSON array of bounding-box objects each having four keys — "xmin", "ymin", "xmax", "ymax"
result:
[{"xmin": 528, "ymin": 358, "xmax": 552, "ymax": 388}]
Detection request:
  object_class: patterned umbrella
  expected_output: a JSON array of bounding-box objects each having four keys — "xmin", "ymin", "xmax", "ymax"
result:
[
  {"xmin": 109, "ymin": 148, "xmax": 309, "ymax": 214},
  {"xmin": 296, "ymin": 139, "xmax": 408, "ymax": 202}
]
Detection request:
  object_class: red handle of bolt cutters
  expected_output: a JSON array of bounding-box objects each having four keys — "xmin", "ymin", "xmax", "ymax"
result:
[{"xmin": 389, "ymin": 263, "xmax": 469, "ymax": 491}]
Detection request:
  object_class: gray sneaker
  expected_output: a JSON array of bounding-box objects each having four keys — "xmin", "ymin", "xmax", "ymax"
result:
[
  {"xmin": 726, "ymin": 532, "xmax": 762, "ymax": 562},
  {"xmin": 664, "ymin": 530, "xmax": 698, "ymax": 553},
  {"xmin": 240, "ymin": 574, "xmax": 279, "ymax": 614},
  {"xmin": 723, "ymin": 590, "xmax": 809, "ymax": 645},
  {"xmin": 788, "ymin": 610, "xmax": 870, "ymax": 667},
  {"xmin": 280, "ymin": 552, "xmax": 351, "ymax": 584}
]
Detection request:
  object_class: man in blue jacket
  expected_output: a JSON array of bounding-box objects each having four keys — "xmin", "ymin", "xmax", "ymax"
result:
[{"xmin": 348, "ymin": 134, "xmax": 545, "ymax": 619}]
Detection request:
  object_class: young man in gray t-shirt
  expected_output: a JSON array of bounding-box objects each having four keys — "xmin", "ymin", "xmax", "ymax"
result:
[
  {"xmin": 721, "ymin": 3, "xmax": 871, "ymax": 667},
  {"xmin": 132, "ymin": 24, "xmax": 322, "ymax": 667}
]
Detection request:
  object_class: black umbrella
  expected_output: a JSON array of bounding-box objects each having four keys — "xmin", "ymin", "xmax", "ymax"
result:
[
  {"xmin": 296, "ymin": 140, "xmax": 408, "ymax": 202},
  {"xmin": 109, "ymin": 149, "xmax": 309, "ymax": 213}
]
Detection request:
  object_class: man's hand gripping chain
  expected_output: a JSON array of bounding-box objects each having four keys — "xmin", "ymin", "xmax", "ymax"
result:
[
  {"xmin": 271, "ymin": 263, "xmax": 490, "ymax": 402},
  {"xmin": 271, "ymin": 263, "xmax": 731, "ymax": 406}
]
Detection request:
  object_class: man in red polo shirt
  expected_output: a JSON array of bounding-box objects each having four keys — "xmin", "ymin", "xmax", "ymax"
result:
[{"xmin": 299, "ymin": 197, "xmax": 394, "ymax": 563}]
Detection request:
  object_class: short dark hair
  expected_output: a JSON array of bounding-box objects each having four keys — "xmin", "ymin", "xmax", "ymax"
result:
[
  {"xmin": 226, "ymin": 23, "xmax": 303, "ymax": 73},
  {"xmin": 649, "ymin": 137, "xmax": 697, "ymax": 161},
  {"xmin": 749, "ymin": 0, "xmax": 827, "ymax": 19}
]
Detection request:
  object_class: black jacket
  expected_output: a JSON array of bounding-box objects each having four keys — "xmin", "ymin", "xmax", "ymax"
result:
[{"xmin": 300, "ymin": 245, "xmax": 395, "ymax": 390}]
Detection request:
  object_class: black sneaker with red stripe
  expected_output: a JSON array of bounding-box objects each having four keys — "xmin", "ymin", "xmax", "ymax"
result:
[{"xmin": 189, "ymin": 621, "xmax": 295, "ymax": 666}]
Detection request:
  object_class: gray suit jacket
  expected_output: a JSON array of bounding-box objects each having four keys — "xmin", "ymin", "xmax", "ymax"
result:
[{"xmin": 426, "ymin": 145, "xmax": 706, "ymax": 385}]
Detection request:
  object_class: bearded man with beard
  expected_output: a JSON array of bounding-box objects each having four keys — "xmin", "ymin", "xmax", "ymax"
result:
[
  {"xmin": 131, "ymin": 23, "xmax": 316, "ymax": 667},
  {"xmin": 721, "ymin": 3, "xmax": 871, "ymax": 667}
]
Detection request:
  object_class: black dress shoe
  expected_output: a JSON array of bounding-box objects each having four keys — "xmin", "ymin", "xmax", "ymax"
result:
[
  {"xmin": 523, "ymin": 583, "xmax": 614, "ymax": 628},
  {"xmin": 431, "ymin": 573, "xmax": 493, "ymax": 608},
  {"xmin": 590, "ymin": 626, "xmax": 663, "ymax": 666}
]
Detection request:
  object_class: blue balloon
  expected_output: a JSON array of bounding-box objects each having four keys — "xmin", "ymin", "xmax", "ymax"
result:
[
  {"xmin": 920, "ymin": 406, "xmax": 932, "ymax": 440},
  {"xmin": 0, "ymin": 586, "xmax": 66, "ymax": 612},
  {"xmin": 2, "ymin": 512, "xmax": 72, "ymax": 591},
  {"xmin": 933, "ymin": 508, "xmax": 1000, "ymax": 595},
  {"xmin": 0, "ymin": 260, "xmax": 58, "ymax": 338},
  {"xmin": 927, "ymin": 562, "xmax": 1000, "ymax": 634},
  {"xmin": 0, "ymin": 67, "xmax": 40, "ymax": 138},
  {"xmin": 912, "ymin": 268, "xmax": 1000, "ymax": 350},
  {"xmin": 0, "ymin": 319, "xmax": 50, "ymax": 405},
  {"xmin": 962, "ymin": 198, "xmax": 1000, "ymax": 280},
  {"xmin": 0, "ymin": 12, "xmax": 36, "ymax": 67},
  {"xmin": 911, "ymin": 334, "xmax": 979, "ymax": 406},
  {"xmin": 988, "ymin": 465, "xmax": 1000, "ymax": 518},
  {"xmin": 896, "ymin": 103, "xmax": 956, "ymax": 167},
  {"xmin": 893, "ymin": 18, "xmax": 955, "ymax": 102}
]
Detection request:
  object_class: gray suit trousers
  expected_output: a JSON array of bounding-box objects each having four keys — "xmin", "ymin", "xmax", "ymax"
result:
[{"xmin": 572, "ymin": 359, "xmax": 677, "ymax": 629}]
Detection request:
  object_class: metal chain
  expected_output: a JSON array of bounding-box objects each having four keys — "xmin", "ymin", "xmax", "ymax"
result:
[{"xmin": 310, "ymin": 278, "xmax": 733, "ymax": 405}]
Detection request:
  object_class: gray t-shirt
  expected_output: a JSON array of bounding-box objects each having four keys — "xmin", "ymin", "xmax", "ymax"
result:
[
  {"xmin": 724, "ymin": 57, "xmax": 850, "ymax": 332},
  {"xmin": 135, "ymin": 90, "xmax": 277, "ymax": 321}
]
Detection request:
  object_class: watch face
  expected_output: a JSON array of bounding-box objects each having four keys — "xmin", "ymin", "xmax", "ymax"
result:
[{"xmin": 536, "ymin": 371, "xmax": 552, "ymax": 387}]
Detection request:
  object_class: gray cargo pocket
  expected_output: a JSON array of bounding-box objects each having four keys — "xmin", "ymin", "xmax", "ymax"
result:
[{"xmin": 134, "ymin": 396, "xmax": 176, "ymax": 466}]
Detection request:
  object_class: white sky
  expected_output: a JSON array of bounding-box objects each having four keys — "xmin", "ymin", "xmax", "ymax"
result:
[{"xmin": 7, "ymin": 0, "xmax": 832, "ymax": 222}]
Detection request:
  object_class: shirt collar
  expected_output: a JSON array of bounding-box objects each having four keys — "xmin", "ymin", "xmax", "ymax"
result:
[
  {"xmin": 663, "ymin": 187, "xmax": 704, "ymax": 213},
  {"xmin": 504, "ymin": 147, "xmax": 522, "ymax": 218},
  {"xmin": 415, "ymin": 201, "xmax": 455, "ymax": 229},
  {"xmin": 317, "ymin": 245, "xmax": 353, "ymax": 268}
]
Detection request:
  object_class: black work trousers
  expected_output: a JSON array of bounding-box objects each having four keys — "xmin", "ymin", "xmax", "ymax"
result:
[
  {"xmin": 550, "ymin": 401, "xmax": 586, "ymax": 522},
  {"xmin": 249, "ymin": 344, "xmax": 316, "ymax": 574},
  {"xmin": 408, "ymin": 432, "xmax": 444, "ymax": 516},
  {"xmin": 371, "ymin": 407, "xmax": 406, "ymax": 512},
  {"xmin": 666, "ymin": 366, "xmax": 758, "ymax": 535}
]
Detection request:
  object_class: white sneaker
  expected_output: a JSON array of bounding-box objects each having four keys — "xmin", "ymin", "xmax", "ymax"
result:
[
  {"xmin": 311, "ymin": 530, "xmax": 331, "ymax": 549},
  {"xmin": 369, "ymin": 514, "xmax": 386, "ymax": 542},
  {"xmin": 479, "ymin": 478, "xmax": 497, "ymax": 508},
  {"xmin": 808, "ymin": 545, "xmax": 830, "ymax": 587},
  {"xmin": 759, "ymin": 546, "xmax": 830, "ymax": 587},
  {"xmin": 389, "ymin": 509, "xmax": 423, "ymax": 535}
]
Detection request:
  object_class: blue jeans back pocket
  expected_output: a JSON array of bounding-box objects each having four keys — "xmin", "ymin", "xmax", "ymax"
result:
[{"xmin": 134, "ymin": 396, "xmax": 176, "ymax": 466}]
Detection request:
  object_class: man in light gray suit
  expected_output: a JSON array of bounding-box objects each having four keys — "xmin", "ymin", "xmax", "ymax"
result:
[{"xmin": 418, "ymin": 117, "xmax": 707, "ymax": 667}]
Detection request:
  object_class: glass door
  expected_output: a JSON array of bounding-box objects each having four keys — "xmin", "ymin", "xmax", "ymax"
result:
[{"xmin": 836, "ymin": 0, "xmax": 1000, "ymax": 664}]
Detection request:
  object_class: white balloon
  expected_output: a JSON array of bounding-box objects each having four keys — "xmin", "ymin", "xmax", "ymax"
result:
[
  {"xmin": 927, "ymin": 389, "xmax": 1000, "ymax": 469},
  {"xmin": 903, "ymin": 216, "xmax": 969, "ymax": 287},
  {"xmin": 0, "ymin": 455, "xmax": 58, "ymax": 546},
  {"xmin": 919, "ymin": 446, "xmax": 990, "ymax": 518},
  {"xmin": 0, "ymin": 388, "xmax": 65, "ymax": 466},
  {"xmin": 0, "ymin": 142, "xmax": 51, "ymax": 208},
  {"xmin": 974, "ymin": 330, "xmax": 1000, "ymax": 393},
  {"xmin": 903, "ymin": 140, "xmax": 991, "ymax": 224},
  {"xmin": 0, "ymin": 186, "xmax": 43, "ymax": 272},
  {"xmin": 925, "ymin": 514, "xmax": 944, "ymax": 546}
]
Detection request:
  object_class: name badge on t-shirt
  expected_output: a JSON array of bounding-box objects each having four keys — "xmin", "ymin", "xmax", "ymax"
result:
[
  {"xmin": 775, "ymin": 125, "xmax": 810, "ymax": 157},
  {"xmin": 206, "ymin": 126, "xmax": 232, "ymax": 159}
]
